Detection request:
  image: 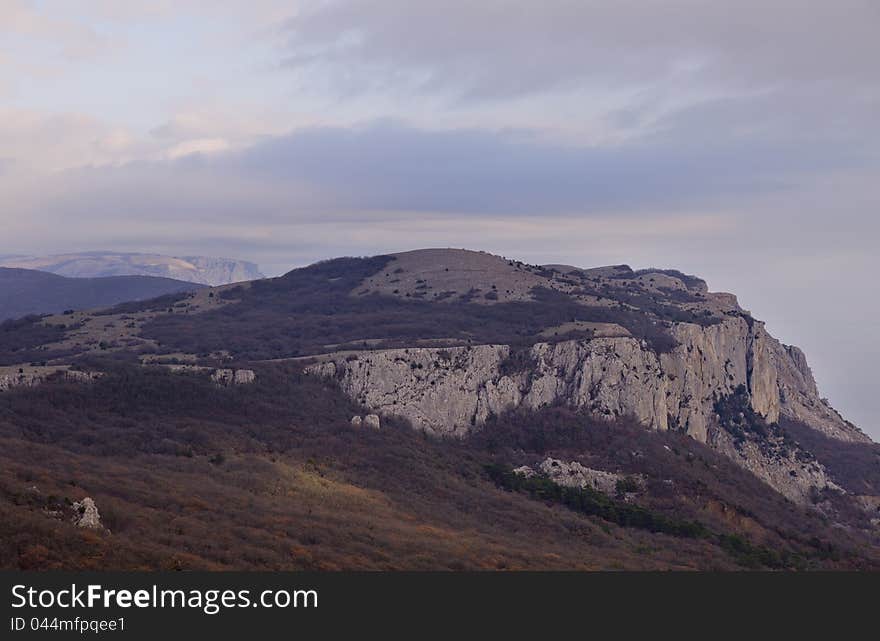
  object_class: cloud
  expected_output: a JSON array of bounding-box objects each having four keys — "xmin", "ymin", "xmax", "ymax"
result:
[
  {"xmin": 78, "ymin": 116, "xmax": 872, "ymax": 217},
  {"xmin": 0, "ymin": 0, "xmax": 119, "ymax": 60},
  {"xmin": 3, "ymin": 108, "xmax": 873, "ymax": 227},
  {"xmin": 0, "ymin": 109, "xmax": 137, "ymax": 172},
  {"xmin": 281, "ymin": 1, "xmax": 880, "ymax": 100},
  {"xmin": 166, "ymin": 138, "xmax": 232, "ymax": 159}
]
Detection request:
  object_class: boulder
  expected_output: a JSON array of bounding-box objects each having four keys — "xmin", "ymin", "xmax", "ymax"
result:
[
  {"xmin": 71, "ymin": 497, "xmax": 104, "ymax": 530},
  {"xmin": 512, "ymin": 465, "xmax": 536, "ymax": 478},
  {"xmin": 538, "ymin": 458, "xmax": 636, "ymax": 495},
  {"xmin": 211, "ymin": 368, "xmax": 256, "ymax": 386}
]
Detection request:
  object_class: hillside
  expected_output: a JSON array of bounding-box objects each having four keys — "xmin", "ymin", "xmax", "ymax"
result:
[
  {"xmin": 0, "ymin": 248, "xmax": 877, "ymax": 570},
  {"xmin": 0, "ymin": 268, "xmax": 205, "ymax": 321},
  {"xmin": 1, "ymin": 363, "xmax": 878, "ymax": 570},
  {"xmin": 0, "ymin": 252, "xmax": 264, "ymax": 286}
]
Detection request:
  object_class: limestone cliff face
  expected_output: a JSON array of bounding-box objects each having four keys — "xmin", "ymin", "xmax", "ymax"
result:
[
  {"xmin": 770, "ymin": 342, "xmax": 863, "ymax": 442},
  {"xmin": 308, "ymin": 316, "xmax": 864, "ymax": 444}
]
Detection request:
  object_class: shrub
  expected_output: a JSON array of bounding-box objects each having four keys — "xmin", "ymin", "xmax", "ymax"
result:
[
  {"xmin": 615, "ymin": 476, "xmax": 641, "ymax": 494},
  {"xmin": 137, "ymin": 257, "xmax": 685, "ymax": 361}
]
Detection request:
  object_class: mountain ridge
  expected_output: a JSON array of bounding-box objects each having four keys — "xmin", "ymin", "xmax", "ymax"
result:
[
  {"xmin": 0, "ymin": 251, "xmax": 263, "ymax": 286},
  {"xmin": 0, "ymin": 247, "xmax": 877, "ymax": 570},
  {"xmin": 0, "ymin": 267, "xmax": 205, "ymax": 321}
]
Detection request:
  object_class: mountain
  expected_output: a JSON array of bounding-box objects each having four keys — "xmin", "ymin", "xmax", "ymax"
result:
[
  {"xmin": 0, "ymin": 248, "xmax": 877, "ymax": 570},
  {"xmin": 0, "ymin": 267, "xmax": 205, "ymax": 321},
  {"xmin": 0, "ymin": 252, "xmax": 263, "ymax": 286}
]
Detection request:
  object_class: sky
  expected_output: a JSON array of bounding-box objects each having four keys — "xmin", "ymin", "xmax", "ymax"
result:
[{"xmin": 1, "ymin": 1, "xmax": 878, "ymax": 437}]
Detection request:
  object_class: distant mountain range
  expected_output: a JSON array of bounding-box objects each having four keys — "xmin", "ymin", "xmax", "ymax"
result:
[
  {"xmin": 0, "ymin": 252, "xmax": 263, "ymax": 286},
  {"xmin": 0, "ymin": 267, "xmax": 205, "ymax": 321}
]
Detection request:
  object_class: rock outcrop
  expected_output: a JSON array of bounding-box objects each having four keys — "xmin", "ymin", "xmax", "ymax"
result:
[
  {"xmin": 0, "ymin": 368, "xmax": 100, "ymax": 393},
  {"xmin": 512, "ymin": 465, "xmax": 538, "ymax": 478},
  {"xmin": 707, "ymin": 429, "xmax": 836, "ymax": 504},
  {"xmin": 0, "ymin": 371, "xmax": 44, "ymax": 392},
  {"xmin": 772, "ymin": 343, "xmax": 862, "ymax": 441},
  {"xmin": 350, "ymin": 414, "xmax": 381, "ymax": 430},
  {"xmin": 71, "ymin": 498, "xmax": 104, "ymax": 530},
  {"xmin": 307, "ymin": 316, "xmax": 865, "ymax": 444},
  {"xmin": 211, "ymin": 369, "xmax": 256, "ymax": 386},
  {"xmin": 520, "ymin": 458, "xmax": 640, "ymax": 496}
]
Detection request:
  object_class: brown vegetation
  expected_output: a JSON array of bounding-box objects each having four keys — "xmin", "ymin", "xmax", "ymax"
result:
[
  {"xmin": 1, "ymin": 365, "xmax": 877, "ymax": 570},
  {"xmin": 137, "ymin": 256, "xmax": 693, "ymax": 359}
]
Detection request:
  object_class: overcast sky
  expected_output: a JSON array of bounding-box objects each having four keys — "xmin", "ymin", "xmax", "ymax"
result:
[{"xmin": 1, "ymin": 1, "xmax": 877, "ymax": 437}]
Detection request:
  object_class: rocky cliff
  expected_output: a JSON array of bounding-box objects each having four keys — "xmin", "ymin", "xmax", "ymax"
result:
[
  {"xmin": 307, "ymin": 313, "xmax": 867, "ymax": 503},
  {"xmin": 308, "ymin": 316, "xmax": 864, "ymax": 443}
]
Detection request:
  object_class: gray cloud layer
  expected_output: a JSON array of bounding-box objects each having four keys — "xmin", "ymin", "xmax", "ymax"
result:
[
  {"xmin": 283, "ymin": 1, "xmax": 880, "ymax": 99},
  {"xmin": 21, "ymin": 108, "xmax": 869, "ymax": 224}
]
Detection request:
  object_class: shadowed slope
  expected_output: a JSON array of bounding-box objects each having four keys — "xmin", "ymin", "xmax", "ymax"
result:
[{"xmin": 0, "ymin": 268, "xmax": 205, "ymax": 321}]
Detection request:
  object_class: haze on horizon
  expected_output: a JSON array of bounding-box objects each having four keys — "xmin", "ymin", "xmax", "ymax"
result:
[{"xmin": 1, "ymin": 1, "xmax": 877, "ymax": 437}]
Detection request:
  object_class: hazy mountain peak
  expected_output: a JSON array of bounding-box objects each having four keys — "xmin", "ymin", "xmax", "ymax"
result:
[{"xmin": 0, "ymin": 252, "xmax": 263, "ymax": 286}]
